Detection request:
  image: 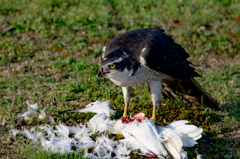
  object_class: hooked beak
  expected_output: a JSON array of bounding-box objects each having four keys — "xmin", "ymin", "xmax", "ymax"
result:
[
  {"xmin": 98, "ymin": 70, "xmax": 104, "ymax": 78},
  {"xmin": 98, "ymin": 67, "xmax": 108, "ymax": 78}
]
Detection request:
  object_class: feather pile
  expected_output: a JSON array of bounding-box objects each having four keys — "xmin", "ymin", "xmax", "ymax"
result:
[{"xmin": 9, "ymin": 101, "xmax": 202, "ymax": 159}]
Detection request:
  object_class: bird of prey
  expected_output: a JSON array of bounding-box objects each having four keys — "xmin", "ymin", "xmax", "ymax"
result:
[{"xmin": 98, "ymin": 28, "xmax": 219, "ymax": 121}]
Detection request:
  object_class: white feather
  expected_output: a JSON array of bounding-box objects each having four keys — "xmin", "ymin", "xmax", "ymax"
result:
[
  {"xmin": 74, "ymin": 124, "xmax": 92, "ymax": 139},
  {"xmin": 84, "ymin": 153, "xmax": 100, "ymax": 159},
  {"xmin": 68, "ymin": 125, "xmax": 82, "ymax": 134},
  {"xmin": 48, "ymin": 116, "xmax": 55, "ymax": 123},
  {"xmin": 21, "ymin": 107, "xmax": 37, "ymax": 119},
  {"xmin": 54, "ymin": 123, "xmax": 69, "ymax": 138},
  {"xmin": 78, "ymin": 136, "xmax": 96, "ymax": 154},
  {"xmin": 41, "ymin": 134, "xmax": 73, "ymax": 153},
  {"xmin": 26, "ymin": 101, "xmax": 38, "ymax": 110},
  {"xmin": 77, "ymin": 101, "xmax": 115, "ymax": 117},
  {"xmin": 39, "ymin": 124, "xmax": 54, "ymax": 137},
  {"xmin": 158, "ymin": 126, "xmax": 183, "ymax": 152},
  {"xmin": 38, "ymin": 108, "xmax": 46, "ymax": 120},
  {"xmin": 22, "ymin": 128, "xmax": 43, "ymax": 144},
  {"xmin": 88, "ymin": 114, "xmax": 116, "ymax": 133},
  {"xmin": 19, "ymin": 102, "xmax": 39, "ymax": 119},
  {"xmin": 119, "ymin": 135, "xmax": 150, "ymax": 155},
  {"xmin": 9, "ymin": 129, "xmax": 19, "ymax": 137},
  {"xmin": 180, "ymin": 150, "xmax": 188, "ymax": 159},
  {"xmin": 166, "ymin": 120, "xmax": 203, "ymax": 147},
  {"xmin": 113, "ymin": 144, "xmax": 130, "ymax": 159},
  {"xmin": 94, "ymin": 135, "xmax": 117, "ymax": 157},
  {"xmin": 114, "ymin": 115, "xmax": 168, "ymax": 158}
]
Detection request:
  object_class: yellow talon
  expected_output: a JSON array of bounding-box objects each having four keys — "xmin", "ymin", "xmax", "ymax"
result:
[
  {"xmin": 122, "ymin": 103, "xmax": 128, "ymax": 118},
  {"xmin": 122, "ymin": 112, "xmax": 127, "ymax": 118},
  {"xmin": 150, "ymin": 116, "xmax": 156, "ymax": 122}
]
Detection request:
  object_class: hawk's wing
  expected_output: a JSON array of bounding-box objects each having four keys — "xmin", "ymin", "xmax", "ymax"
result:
[{"xmin": 103, "ymin": 28, "xmax": 200, "ymax": 79}]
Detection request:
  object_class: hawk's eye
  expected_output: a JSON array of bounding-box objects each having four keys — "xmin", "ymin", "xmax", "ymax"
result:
[{"xmin": 110, "ymin": 64, "xmax": 115, "ymax": 69}]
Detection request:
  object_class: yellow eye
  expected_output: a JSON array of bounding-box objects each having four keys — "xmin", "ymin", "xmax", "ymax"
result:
[{"xmin": 110, "ymin": 64, "xmax": 115, "ymax": 68}]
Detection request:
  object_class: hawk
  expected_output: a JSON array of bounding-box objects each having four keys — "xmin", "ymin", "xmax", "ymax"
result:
[{"xmin": 98, "ymin": 28, "xmax": 219, "ymax": 121}]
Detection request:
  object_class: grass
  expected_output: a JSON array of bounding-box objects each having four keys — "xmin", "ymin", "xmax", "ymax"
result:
[{"xmin": 0, "ymin": 0, "xmax": 240, "ymax": 158}]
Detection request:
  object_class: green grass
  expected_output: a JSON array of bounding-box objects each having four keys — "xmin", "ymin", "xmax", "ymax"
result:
[{"xmin": 0, "ymin": 0, "xmax": 240, "ymax": 158}]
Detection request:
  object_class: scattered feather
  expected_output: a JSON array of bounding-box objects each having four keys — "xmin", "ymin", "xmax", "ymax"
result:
[
  {"xmin": 19, "ymin": 102, "xmax": 39, "ymax": 120},
  {"xmin": 41, "ymin": 134, "xmax": 74, "ymax": 153},
  {"xmin": 26, "ymin": 101, "xmax": 38, "ymax": 110},
  {"xmin": 70, "ymin": 100, "xmax": 115, "ymax": 117},
  {"xmin": 54, "ymin": 123, "xmax": 69, "ymax": 138},
  {"xmin": 48, "ymin": 116, "xmax": 55, "ymax": 123},
  {"xmin": 94, "ymin": 135, "xmax": 117, "ymax": 157},
  {"xmin": 38, "ymin": 108, "xmax": 46, "ymax": 120},
  {"xmin": 39, "ymin": 124, "xmax": 54, "ymax": 137},
  {"xmin": 9, "ymin": 129, "xmax": 19, "ymax": 137},
  {"xmin": 88, "ymin": 114, "xmax": 115, "ymax": 133},
  {"xmin": 22, "ymin": 128, "xmax": 43, "ymax": 144},
  {"xmin": 14, "ymin": 100, "xmax": 203, "ymax": 158},
  {"xmin": 78, "ymin": 136, "xmax": 96, "ymax": 154}
]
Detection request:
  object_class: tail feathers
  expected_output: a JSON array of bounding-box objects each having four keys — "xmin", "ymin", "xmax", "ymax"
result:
[{"xmin": 161, "ymin": 77, "xmax": 219, "ymax": 109}]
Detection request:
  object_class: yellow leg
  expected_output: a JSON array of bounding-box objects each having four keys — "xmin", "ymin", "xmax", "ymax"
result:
[
  {"xmin": 122, "ymin": 103, "xmax": 128, "ymax": 118},
  {"xmin": 150, "ymin": 105, "xmax": 156, "ymax": 121}
]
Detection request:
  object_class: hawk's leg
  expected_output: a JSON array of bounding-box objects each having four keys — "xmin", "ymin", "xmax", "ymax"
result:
[
  {"xmin": 122, "ymin": 87, "xmax": 132, "ymax": 118},
  {"xmin": 148, "ymin": 80, "xmax": 162, "ymax": 121}
]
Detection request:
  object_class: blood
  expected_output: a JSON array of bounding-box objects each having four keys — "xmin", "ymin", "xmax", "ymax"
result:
[
  {"xmin": 146, "ymin": 152, "xmax": 158, "ymax": 157},
  {"xmin": 121, "ymin": 112, "xmax": 145, "ymax": 124}
]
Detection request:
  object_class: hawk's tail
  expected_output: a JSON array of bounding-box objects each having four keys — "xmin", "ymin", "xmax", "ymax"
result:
[{"xmin": 161, "ymin": 77, "xmax": 219, "ymax": 109}]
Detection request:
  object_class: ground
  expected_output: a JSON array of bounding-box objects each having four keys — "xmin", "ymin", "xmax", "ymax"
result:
[{"xmin": 0, "ymin": 0, "xmax": 240, "ymax": 158}]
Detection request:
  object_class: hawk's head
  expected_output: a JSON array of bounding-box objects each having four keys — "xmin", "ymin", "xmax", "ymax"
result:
[{"xmin": 98, "ymin": 49, "xmax": 139, "ymax": 81}]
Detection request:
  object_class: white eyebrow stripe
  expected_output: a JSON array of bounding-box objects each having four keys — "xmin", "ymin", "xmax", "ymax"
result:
[
  {"xmin": 102, "ymin": 46, "xmax": 106, "ymax": 52},
  {"xmin": 104, "ymin": 57, "xmax": 123, "ymax": 66},
  {"xmin": 142, "ymin": 47, "xmax": 146, "ymax": 52},
  {"xmin": 112, "ymin": 57, "xmax": 123, "ymax": 63}
]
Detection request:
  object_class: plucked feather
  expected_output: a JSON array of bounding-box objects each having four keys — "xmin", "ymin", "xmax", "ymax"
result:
[
  {"xmin": 54, "ymin": 123, "xmax": 70, "ymax": 138},
  {"xmin": 94, "ymin": 135, "xmax": 118, "ymax": 157},
  {"xmin": 74, "ymin": 124, "xmax": 92, "ymax": 139},
  {"xmin": 9, "ymin": 129, "xmax": 19, "ymax": 137},
  {"xmin": 38, "ymin": 108, "xmax": 46, "ymax": 120},
  {"xmin": 70, "ymin": 100, "xmax": 115, "ymax": 117},
  {"xmin": 41, "ymin": 135, "xmax": 74, "ymax": 153},
  {"xmin": 88, "ymin": 113, "xmax": 116, "ymax": 133},
  {"xmin": 68, "ymin": 125, "xmax": 82, "ymax": 134},
  {"xmin": 78, "ymin": 136, "xmax": 96, "ymax": 154},
  {"xmin": 48, "ymin": 116, "xmax": 55, "ymax": 124},
  {"xmin": 22, "ymin": 128, "xmax": 43, "ymax": 144},
  {"xmin": 113, "ymin": 144, "xmax": 131, "ymax": 159},
  {"xmin": 39, "ymin": 124, "xmax": 54, "ymax": 137}
]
